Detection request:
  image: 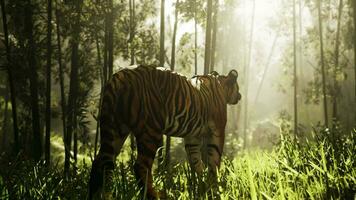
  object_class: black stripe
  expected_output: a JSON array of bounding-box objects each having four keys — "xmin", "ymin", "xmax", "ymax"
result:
[
  {"xmin": 185, "ymin": 144, "xmax": 199, "ymax": 149},
  {"xmin": 192, "ymin": 159, "xmax": 199, "ymax": 166},
  {"xmin": 100, "ymin": 127, "xmax": 114, "ymax": 141},
  {"xmin": 100, "ymin": 143, "xmax": 115, "ymax": 154},
  {"xmin": 137, "ymin": 143, "xmax": 157, "ymax": 159},
  {"xmin": 207, "ymin": 144, "xmax": 222, "ymax": 157}
]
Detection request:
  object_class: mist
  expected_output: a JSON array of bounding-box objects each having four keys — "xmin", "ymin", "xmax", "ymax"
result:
[{"xmin": 0, "ymin": 0, "xmax": 355, "ymax": 199}]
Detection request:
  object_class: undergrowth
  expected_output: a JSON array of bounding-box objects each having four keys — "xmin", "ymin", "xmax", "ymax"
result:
[{"xmin": 0, "ymin": 128, "xmax": 355, "ymax": 199}]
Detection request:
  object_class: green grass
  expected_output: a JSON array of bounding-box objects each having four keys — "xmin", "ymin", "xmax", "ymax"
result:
[{"xmin": 0, "ymin": 128, "xmax": 355, "ymax": 199}]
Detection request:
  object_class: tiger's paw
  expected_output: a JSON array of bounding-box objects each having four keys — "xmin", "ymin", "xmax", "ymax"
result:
[
  {"xmin": 157, "ymin": 190, "xmax": 167, "ymax": 200},
  {"xmin": 102, "ymin": 191, "xmax": 114, "ymax": 200}
]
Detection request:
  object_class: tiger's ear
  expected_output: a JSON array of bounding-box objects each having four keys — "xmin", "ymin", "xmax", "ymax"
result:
[
  {"xmin": 210, "ymin": 71, "xmax": 219, "ymax": 76},
  {"xmin": 227, "ymin": 70, "xmax": 238, "ymax": 84}
]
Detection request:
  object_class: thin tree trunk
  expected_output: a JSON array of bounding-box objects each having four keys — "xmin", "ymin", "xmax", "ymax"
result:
[
  {"xmin": 318, "ymin": 0, "xmax": 331, "ymax": 197},
  {"xmin": 129, "ymin": 0, "xmax": 136, "ymax": 164},
  {"xmin": 103, "ymin": 35, "xmax": 108, "ymax": 82},
  {"xmin": 55, "ymin": 1, "xmax": 68, "ymax": 171},
  {"xmin": 66, "ymin": 0, "xmax": 82, "ymax": 174},
  {"xmin": 160, "ymin": 0, "xmax": 165, "ymax": 67},
  {"xmin": 243, "ymin": 0, "xmax": 255, "ymax": 149},
  {"xmin": 332, "ymin": 0, "xmax": 343, "ymax": 124},
  {"xmin": 103, "ymin": 17, "xmax": 108, "ymax": 83},
  {"xmin": 25, "ymin": 0, "xmax": 42, "ymax": 161},
  {"xmin": 130, "ymin": 0, "xmax": 135, "ymax": 143},
  {"xmin": 94, "ymin": 35, "xmax": 103, "ymax": 157},
  {"xmin": 1, "ymin": 87, "xmax": 9, "ymax": 151},
  {"xmin": 0, "ymin": 0, "xmax": 19, "ymax": 154},
  {"xmin": 253, "ymin": 32, "xmax": 279, "ymax": 105},
  {"xmin": 157, "ymin": 0, "xmax": 165, "ymax": 165},
  {"xmin": 96, "ymin": 36, "xmax": 104, "ymax": 86},
  {"xmin": 353, "ymin": 0, "xmax": 356, "ymax": 127},
  {"xmin": 130, "ymin": 0, "xmax": 135, "ymax": 65},
  {"xmin": 210, "ymin": 0, "xmax": 218, "ymax": 72},
  {"xmin": 299, "ymin": 0, "xmax": 311, "ymax": 123},
  {"xmin": 240, "ymin": 0, "xmax": 247, "ymax": 143},
  {"xmin": 204, "ymin": 0, "xmax": 213, "ymax": 75},
  {"xmin": 201, "ymin": 0, "xmax": 214, "ymax": 165},
  {"xmin": 293, "ymin": 0, "xmax": 298, "ymax": 137},
  {"xmin": 317, "ymin": 0, "xmax": 329, "ymax": 127},
  {"xmin": 170, "ymin": 0, "xmax": 178, "ymax": 72},
  {"xmin": 96, "ymin": 1, "xmax": 114, "ymax": 159},
  {"xmin": 194, "ymin": 0, "xmax": 197, "ymax": 75},
  {"xmin": 107, "ymin": 0, "xmax": 114, "ymax": 77},
  {"xmin": 45, "ymin": 0, "xmax": 53, "ymax": 165},
  {"xmin": 165, "ymin": 0, "xmax": 179, "ymax": 167}
]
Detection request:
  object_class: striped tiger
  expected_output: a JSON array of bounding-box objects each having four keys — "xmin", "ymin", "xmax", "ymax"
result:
[{"xmin": 88, "ymin": 64, "xmax": 241, "ymax": 199}]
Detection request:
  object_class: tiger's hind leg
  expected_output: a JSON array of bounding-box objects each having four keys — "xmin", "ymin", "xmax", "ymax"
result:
[
  {"xmin": 88, "ymin": 123, "xmax": 130, "ymax": 200},
  {"xmin": 134, "ymin": 132, "xmax": 163, "ymax": 200}
]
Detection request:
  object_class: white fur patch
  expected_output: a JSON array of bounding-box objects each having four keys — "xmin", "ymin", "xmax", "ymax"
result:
[
  {"xmin": 156, "ymin": 67, "xmax": 168, "ymax": 71},
  {"xmin": 190, "ymin": 77, "xmax": 201, "ymax": 90},
  {"xmin": 126, "ymin": 64, "xmax": 138, "ymax": 69}
]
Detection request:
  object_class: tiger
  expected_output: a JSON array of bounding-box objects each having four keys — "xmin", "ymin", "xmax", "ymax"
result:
[{"xmin": 88, "ymin": 64, "xmax": 241, "ymax": 199}]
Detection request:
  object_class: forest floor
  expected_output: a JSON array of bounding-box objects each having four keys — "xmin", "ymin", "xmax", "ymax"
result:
[{"xmin": 0, "ymin": 128, "xmax": 355, "ymax": 200}]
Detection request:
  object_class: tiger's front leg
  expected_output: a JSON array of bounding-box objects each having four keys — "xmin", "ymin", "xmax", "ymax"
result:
[
  {"xmin": 205, "ymin": 129, "xmax": 225, "ymax": 200},
  {"xmin": 134, "ymin": 132, "xmax": 163, "ymax": 200},
  {"xmin": 184, "ymin": 135, "xmax": 205, "ymax": 174},
  {"xmin": 206, "ymin": 129, "xmax": 225, "ymax": 176}
]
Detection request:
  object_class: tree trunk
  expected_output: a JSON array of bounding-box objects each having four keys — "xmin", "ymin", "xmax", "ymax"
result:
[
  {"xmin": 107, "ymin": 0, "xmax": 114, "ymax": 77},
  {"xmin": 293, "ymin": 0, "xmax": 298, "ymax": 137},
  {"xmin": 45, "ymin": 0, "xmax": 53, "ymax": 165},
  {"xmin": 194, "ymin": 0, "xmax": 197, "ymax": 75},
  {"xmin": 65, "ymin": 0, "xmax": 82, "ymax": 175},
  {"xmin": 0, "ymin": 0, "xmax": 19, "ymax": 154},
  {"xmin": 129, "ymin": 0, "xmax": 137, "ymax": 164},
  {"xmin": 253, "ymin": 31, "xmax": 279, "ymax": 105},
  {"xmin": 318, "ymin": 0, "xmax": 331, "ymax": 197},
  {"xmin": 332, "ymin": 0, "xmax": 343, "ymax": 125},
  {"xmin": 55, "ymin": 1, "xmax": 68, "ymax": 172},
  {"xmin": 210, "ymin": 0, "xmax": 218, "ymax": 72},
  {"xmin": 96, "ymin": 1, "xmax": 114, "ymax": 159},
  {"xmin": 25, "ymin": 0, "xmax": 42, "ymax": 161},
  {"xmin": 94, "ymin": 34, "xmax": 103, "ymax": 157},
  {"xmin": 170, "ymin": 0, "xmax": 178, "ymax": 72},
  {"xmin": 243, "ymin": 0, "xmax": 255, "ymax": 149},
  {"xmin": 157, "ymin": 0, "xmax": 165, "ymax": 166},
  {"xmin": 353, "ymin": 0, "xmax": 356, "ymax": 127},
  {"xmin": 1, "ymin": 87, "xmax": 9, "ymax": 151},
  {"xmin": 103, "ymin": 23, "xmax": 108, "ymax": 83},
  {"xmin": 317, "ymin": 0, "xmax": 329, "ymax": 127},
  {"xmin": 201, "ymin": 0, "xmax": 214, "ymax": 165},
  {"xmin": 299, "ymin": 0, "xmax": 311, "ymax": 123},
  {"xmin": 241, "ymin": 0, "xmax": 247, "ymax": 144},
  {"xmin": 165, "ymin": 0, "xmax": 179, "ymax": 167},
  {"xmin": 130, "ymin": 0, "xmax": 135, "ymax": 65},
  {"xmin": 159, "ymin": 0, "xmax": 165, "ymax": 67},
  {"xmin": 204, "ymin": 0, "xmax": 213, "ymax": 75}
]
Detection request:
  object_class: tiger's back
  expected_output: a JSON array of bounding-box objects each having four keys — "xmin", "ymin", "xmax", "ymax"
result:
[{"xmin": 101, "ymin": 65, "xmax": 215, "ymax": 138}]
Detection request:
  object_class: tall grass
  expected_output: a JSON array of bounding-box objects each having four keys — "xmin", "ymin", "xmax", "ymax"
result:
[{"xmin": 0, "ymin": 128, "xmax": 355, "ymax": 199}]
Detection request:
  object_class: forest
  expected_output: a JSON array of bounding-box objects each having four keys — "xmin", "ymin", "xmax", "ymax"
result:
[{"xmin": 0, "ymin": 0, "xmax": 355, "ymax": 199}]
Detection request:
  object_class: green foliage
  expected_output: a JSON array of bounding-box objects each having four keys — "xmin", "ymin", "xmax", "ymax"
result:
[
  {"xmin": 114, "ymin": 0, "xmax": 159, "ymax": 64},
  {"xmin": 0, "ymin": 156, "xmax": 90, "ymax": 199},
  {"xmin": 278, "ymin": 0, "xmax": 353, "ymax": 105},
  {"xmin": 176, "ymin": 0, "xmax": 206, "ymax": 25},
  {"xmin": 1, "ymin": 128, "xmax": 354, "ymax": 199},
  {"xmin": 176, "ymin": 33, "xmax": 195, "ymax": 75}
]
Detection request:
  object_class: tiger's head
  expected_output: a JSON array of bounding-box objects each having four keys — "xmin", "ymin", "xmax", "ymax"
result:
[{"xmin": 212, "ymin": 70, "xmax": 242, "ymax": 105}]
